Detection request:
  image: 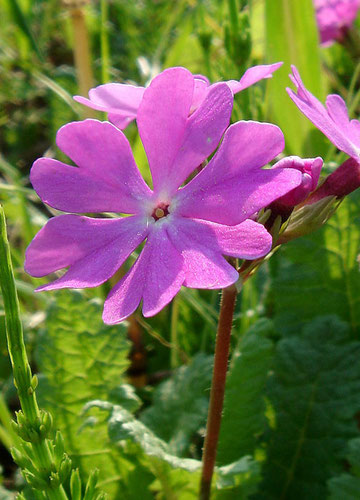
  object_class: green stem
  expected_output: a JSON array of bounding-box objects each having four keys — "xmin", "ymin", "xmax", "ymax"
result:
[
  {"xmin": 199, "ymin": 284, "xmax": 237, "ymax": 500},
  {"xmin": 228, "ymin": 0, "xmax": 239, "ymax": 34},
  {"xmin": 0, "ymin": 206, "xmax": 68, "ymax": 500},
  {"xmin": 346, "ymin": 60, "xmax": 360, "ymax": 107},
  {"xmin": 100, "ymin": 0, "xmax": 111, "ymax": 84}
]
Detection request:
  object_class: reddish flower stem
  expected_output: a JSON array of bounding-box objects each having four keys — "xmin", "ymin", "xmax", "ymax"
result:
[{"xmin": 200, "ymin": 283, "xmax": 237, "ymax": 500}]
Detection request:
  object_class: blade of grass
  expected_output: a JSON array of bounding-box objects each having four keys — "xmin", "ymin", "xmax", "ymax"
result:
[
  {"xmin": 32, "ymin": 70, "xmax": 80, "ymax": 112},
  {"xmin": 100, "ymin": 0, "xmax": 111, "ymax": 84},
  {"xmin": 265, "ymin": 0, "xmax": 325, "ymax": 155},
  {"xmin": 6, "ymin": 0, "xmax": 44, "ymax": 61}
]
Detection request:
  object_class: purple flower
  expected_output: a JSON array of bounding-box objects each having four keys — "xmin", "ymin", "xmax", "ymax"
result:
[
  {"xmin": 314, "ymin": 0, "xmax": 360, "ymax": 45},
  {"xmin": 25, "ymin": 67, "xmax": 301, "ymax": 324},
  {"xmin": 287, "ymin": 65, "xmax": 360, "ymax": 161},
  {"xmin": 73, "ymin": 63, "xmax": 283, "ymax": 129}
]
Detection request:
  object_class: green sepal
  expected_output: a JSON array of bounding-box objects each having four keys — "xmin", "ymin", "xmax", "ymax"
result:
[
  {"xmin": 11, "ymin": 446, "xmax": 34, "ymax": 472},
  {"xmin": 278, "ymin": 196, "xmax": 339, "ymax": 243},
  {"xmin": 23, "ymin": 470, "xmax": 49, "ymax": 490},
  {"xmin": 21, "ymin": 442, "xmax": 36, "ymax": 462}
]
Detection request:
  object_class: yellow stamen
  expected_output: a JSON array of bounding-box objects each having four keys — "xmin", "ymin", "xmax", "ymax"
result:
[{"xmin": 155, "ymin": 208, "xmax": 165, "ymax": 219}]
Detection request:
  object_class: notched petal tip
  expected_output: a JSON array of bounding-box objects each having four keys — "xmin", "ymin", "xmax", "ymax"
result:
[{"xmin": 55, "ymin": 118, "xmax": 117, "ymax": 150}]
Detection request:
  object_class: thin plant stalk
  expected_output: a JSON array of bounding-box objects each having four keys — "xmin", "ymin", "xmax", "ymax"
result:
[
  {"xmin": 199, "ymin": 283, "xmax": 238, "ymax": 500},
  {"xmin": 69, "ymin": 4, "xmax": 94, "ymax": 107},
  {"xmin": 0, "ymin": 205, "xmax": 69, "ymax": 500},
  {"xmin": 100, "ymin": 0, "xmax": 111, "ymax": 84}
]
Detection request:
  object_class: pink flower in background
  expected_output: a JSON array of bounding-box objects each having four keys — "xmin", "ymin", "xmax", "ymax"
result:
[
  {"xmin": 287, "ymin": 65, "xmax": 360, "ymax": 161},
  {"xmin": 314, "ymin": 0, "xmax": 360, "ymax": 45},
  {"xmin": 287, "ymin": 65, "xmax": 360, "ymax": 200},
  {"xmin": 74, "ymin": 62, "xmax": 283, "ymax": 129},
  {"xmin": 25, "ymin": 67, "xmax": 302, "ymax": 324}
]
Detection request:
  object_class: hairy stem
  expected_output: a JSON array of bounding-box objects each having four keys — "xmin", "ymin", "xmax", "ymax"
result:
[
  {"xmin": 0, "ymin": 206, "xmax": 68, "ymax": 500},
  {"xmin": 199, "ymin": 283, "xmax": 237, "ymax": 500}
]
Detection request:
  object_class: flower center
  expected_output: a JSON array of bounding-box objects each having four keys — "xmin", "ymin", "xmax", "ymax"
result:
[{"xmin": 152, "ymin": 202, "xmax": 170, "ymax": 221}]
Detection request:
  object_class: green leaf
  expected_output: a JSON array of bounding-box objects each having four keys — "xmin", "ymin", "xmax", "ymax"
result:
[
  {"xmin": 271, "ymin": 190, "xmax": 360, "ymax": 336},
  {"xmin": 328, "ymin": 438, "xmax": 360, "ymax": 500},
  {"xmin": 258, "ymin": 316, "xmax": 360, "ymax": 499},
  {"xmin": 217, "ymin": 320, "xmax": 274, "ymax": 465},
  {"xmin": 265, "ymin": 0, "xmax": 325, "ymax": 155},
  {"xmin": 107, "ymin": 404, "xmax": 202, "ymax": 473},
  {"xmin": 36, "ymin": 290, "xmax": 152, "ymax": 498},
  {"xmin": 216, "ymin": 456, "xmax": 260, "ymax": 490},
  {"xmin": 94, "ymin": 401, "xmax": 259, "ymax": 499},
  {"xmin": 141, "ymin": 353, "xmax": 213, "ymax": 456},
  {"xmin": 92, "ymin": 401, "xmax": 202, "ymax": 498}
]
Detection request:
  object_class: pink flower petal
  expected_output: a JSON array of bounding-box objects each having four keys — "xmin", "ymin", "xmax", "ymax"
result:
[
  {"xmin": 164, "ymin": 82, "xmax": 233, "ymax": 195},
  {"xmin": 25, "ymin": 215, "xmax": 148, "ymax": 290},
  {"xmin": 174, "ymin": 121, "xmax": 301, "ymax": 224},
  {"xmin": 142, "ymin": 229, "xmax": 185, "ymax": 317},
  {"xmin": 190, "ymin": 76, "xmax": 210, "ymax": 112},
  {"xmin": 176, "ymin": 218, "xmax": 273, "ymax": 260},
  {"xmin": 176, "ymin": 169, "xmax": 302, "ymax": 226},
  {"xmin": 74, "ymin": 84, "xmax": 145, "ymax": 129},
  {"xmin": 108, "ymin": 113, "xmax": 136, "ymax": 129},
  {"xmin": 103, "ymin": 227, "xmax": 184, "ymax": 324},
  {"xmin": 226, "ymin": 62, "xmax": 283, "ymax": 94},
  {"xmin": 287, "ymin": 66, "xmax": 360, "ymax": 159},
  {"xmin": 168, "ymin": 217, "xmax": 239, "ymax": 288},
  {"xmin": 31, "ymin": 120, "xmax": 152, "ymax": 214},
  {"xmin": 193, "ymin": 120, "xmax": 285, "ymax": 181},
  {"xmin": 137, "ymin": 67, "xmax": 194, "ymax": 193}
]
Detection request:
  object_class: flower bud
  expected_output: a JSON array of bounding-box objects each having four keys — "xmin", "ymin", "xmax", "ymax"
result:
[
  {"xmin": 39, "ymin": 410, "xmax": 53, "ymax": 438},
  {"xmin": 49, "ymin": 471, "xmax": 61, "ymax": 488},
  {"xmin": 270, "ymin": 156, "xmax": 323, "ymax": 210},
  {"xmin": 70, "ymin": 468, "xmax": 82, "ymax": 500},
  {"xmin": 84, "ymin": 469, "xmax": 99, "ymax": 500},
  {"xmin": 53, "ymin": 431, "xmax": 65, "ymax": 466},
  {"xmin": 59, "ymin": 455, "xmax": 72, "ymax": 484},
  {"xmin": 30, "ymin": 374, "xmax": 38, "ymax": 391},
  {"xmin": 306, "ymin": 157, "xmax": 360, "ymax": 204}
]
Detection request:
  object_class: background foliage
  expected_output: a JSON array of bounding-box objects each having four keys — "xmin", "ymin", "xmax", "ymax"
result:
[{"xmin": 1, "ymin": 0, "xmax": 360, "ymax": 498}]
